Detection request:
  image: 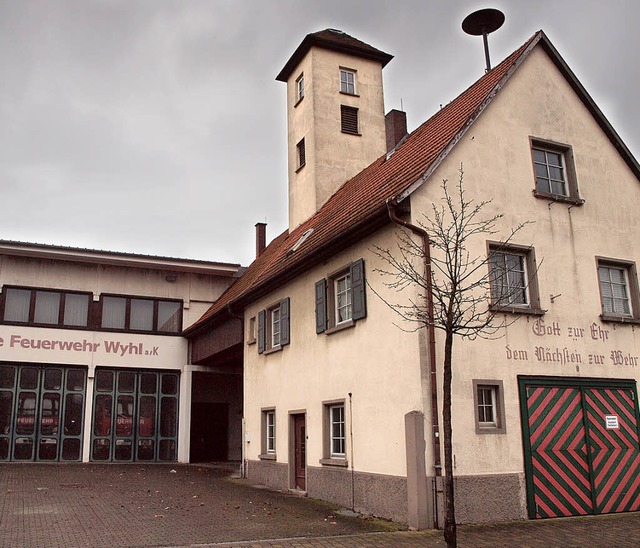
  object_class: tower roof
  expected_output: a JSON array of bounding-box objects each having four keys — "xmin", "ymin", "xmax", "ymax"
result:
[{"xmin": 276, "ymin": 28, "xmax": 393, "ymax": 82}]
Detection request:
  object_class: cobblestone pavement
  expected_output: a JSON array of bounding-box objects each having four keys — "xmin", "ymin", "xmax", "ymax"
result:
[{"xmin": 1, "ymin": 463, "xmax": 639, "ymax": 547}]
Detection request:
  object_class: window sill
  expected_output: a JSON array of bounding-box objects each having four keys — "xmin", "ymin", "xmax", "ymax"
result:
[
  {"xmin": 247, "ymin": 338, "xmax": 256, "ymax": 346},
  {"xmin": 476, "ymin": 425, "xmax": 506, "ymax": 435},
  {"xmin": 294, "ymin": 96, "xmax": 304, "ymax": 108},
  {"xmin": 264, "ymin": 345, "xmax": 283, "ymax": 355},
  {"xmin": 259, "ymin": 453, "xmax": 277, "ymax": 461},
  {"xmin": 341, "ymin": 130, "xmax": 361, "ymax": 136},
  {"xmin": 600, "ymin": 314, "xmax": 640, "ymax": 325},
  {"xmin": 325, "ymin": 319, "xmax": 355, "ymax": 335},
  {"xmin": 320, "ymin": 457, "xmax": 348, "ymax": 467},
  {"xmin": 533, "ymin": 190, "xmax": 584, "ymax": 206},
  {"xmin": 295, "ymin": 163, "xmax": 306, "ymax": 173},
  {"xmin": 489, "ymin": 305, "xmax": 545, "ymax": 316},
  {"xmin": 339, "ymin": 91, "xmax": 359, "ymax": 98}
]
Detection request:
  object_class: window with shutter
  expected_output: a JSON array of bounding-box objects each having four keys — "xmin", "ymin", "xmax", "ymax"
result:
[
  {"xmin": 316, "ymin": 259, "xmax": 367, "ymax": 334},
  {"xmin": 340, "ymin": 105, "xmax": 359, "ymax": 135},
  {"xmin": 259, "ymin": 298, "xmax": 291, "ymax": 353}
]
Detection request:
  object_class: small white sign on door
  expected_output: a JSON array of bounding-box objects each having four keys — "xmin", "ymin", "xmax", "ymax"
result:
[{"xmin": 605, "ymin": 415, "xmax": 619, "ymax": 430}]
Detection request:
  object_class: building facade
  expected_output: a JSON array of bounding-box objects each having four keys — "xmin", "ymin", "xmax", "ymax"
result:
[
  {"xmin": 188, "ymin": 29, "xmax": 640, "ymax": 527},
  {"xmin": 0, "ymin": 241, "xmax": 242, "ymax": 464}
]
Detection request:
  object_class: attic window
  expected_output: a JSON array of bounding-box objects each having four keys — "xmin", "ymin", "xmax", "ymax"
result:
[
  {"xmin": 341, "ymin": 106, "xmax": 359, "ymax": 135},
  {"xmin": 289, "ymin": 229, "xmax": 314, "ymax": 254}
]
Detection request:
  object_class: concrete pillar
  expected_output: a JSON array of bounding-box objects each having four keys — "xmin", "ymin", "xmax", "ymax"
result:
[{"xmin": 405, "ymin": 410, "xmax": 429, "ymax": 529}]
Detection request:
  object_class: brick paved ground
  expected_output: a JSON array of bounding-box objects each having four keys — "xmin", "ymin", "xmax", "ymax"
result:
[{"xmin": 1, "ymin": 463, "xmax": 639, "ymax": 547}]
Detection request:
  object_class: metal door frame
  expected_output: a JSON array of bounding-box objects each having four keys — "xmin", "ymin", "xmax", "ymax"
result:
[{"xmin": 0, "ymin": 363, "xmax": 86, "ymax": 462}]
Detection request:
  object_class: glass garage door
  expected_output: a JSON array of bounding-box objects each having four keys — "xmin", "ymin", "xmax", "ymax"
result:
[
  {"xmin": 0, "ymin": 364, "xmax": 86, "ymax": 462},
  {"xmin": 90, "ymin": 368, "xmax": 179, "ymax": 462}
]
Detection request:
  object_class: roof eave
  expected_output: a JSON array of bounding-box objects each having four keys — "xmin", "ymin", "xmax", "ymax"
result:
[
  {"xmin": 0, "ymin": 240, "xmax": 240, "ymax": 276},
  {"xmin": 537, "ymin": 32, "xmax": 640, "ymax": 180},
  {"xmin": 276, "ymin": 33, "xmax": 393, "ymax": 82},
  {"xmin": 184, "ymin": 206, "xmax": 391, "ymax": 336}
]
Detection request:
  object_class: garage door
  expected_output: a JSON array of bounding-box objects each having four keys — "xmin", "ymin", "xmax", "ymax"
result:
[{"xmin": 519, "ymin": 377, "xmax": 640, "ymax": 519}]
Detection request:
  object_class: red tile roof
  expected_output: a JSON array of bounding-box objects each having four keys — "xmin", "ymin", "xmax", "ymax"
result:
[{"xmin": 185, "ymin": 29, "xmax": 640, "ymax": 336}]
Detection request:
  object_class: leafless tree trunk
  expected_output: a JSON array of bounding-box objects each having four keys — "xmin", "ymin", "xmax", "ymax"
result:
[{"xmin": 372, "ymin": 167, "xmax": 534, "ymax": 547}]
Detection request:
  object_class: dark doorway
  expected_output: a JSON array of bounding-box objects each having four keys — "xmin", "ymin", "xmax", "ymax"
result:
[
  {"xmin": 293, "ymin": 413, "xmax": 306, "ymax": 490},
  {"xmin": 190, "ymin": 402, "xmax": 229, "ymax": 462}
]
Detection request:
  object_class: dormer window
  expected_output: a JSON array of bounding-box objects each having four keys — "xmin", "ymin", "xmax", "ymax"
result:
[{"xmin": 340, "ymin": 69, "xmax": 356, "ymax": 95}]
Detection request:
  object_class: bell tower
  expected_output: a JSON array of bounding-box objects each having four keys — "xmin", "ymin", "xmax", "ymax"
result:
[{"xmin": 276, "ymin": 29, "xmax": 393, "ymax": 230}]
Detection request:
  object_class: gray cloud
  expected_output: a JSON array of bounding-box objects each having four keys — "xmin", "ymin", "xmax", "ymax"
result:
[{"xmin": 0, "ymin": 0, "xmax": 638, "ymax": 265}]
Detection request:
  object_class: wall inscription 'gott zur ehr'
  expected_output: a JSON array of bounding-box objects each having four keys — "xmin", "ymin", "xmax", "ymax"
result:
[{"xmin": 503, "ymin": 318, "xmax": 639, "ymax": 368}]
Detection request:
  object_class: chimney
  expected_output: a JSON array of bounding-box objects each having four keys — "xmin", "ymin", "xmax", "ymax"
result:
[
  {"xmin": 255, "ymin": 222, "xmax": 267, "ymax": 258},
  {"xmin": 385, "ymin": 109, "xmax": 407, "ymax": 152}
]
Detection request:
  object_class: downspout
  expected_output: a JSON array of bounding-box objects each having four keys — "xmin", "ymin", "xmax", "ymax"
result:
[{"xmin": 386, "ymin": 199, "xmax": 442, "ymax": 483}]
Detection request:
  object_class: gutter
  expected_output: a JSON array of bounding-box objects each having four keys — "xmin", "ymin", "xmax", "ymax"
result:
[{"xmin": 387, "ymin": 199, "xmax": 442, "ymax": 485}]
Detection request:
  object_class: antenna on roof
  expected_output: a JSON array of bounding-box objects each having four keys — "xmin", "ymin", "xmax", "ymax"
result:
[{"xmin": 462, "ymin": 8, "xmax": 505, "ymax": 72}]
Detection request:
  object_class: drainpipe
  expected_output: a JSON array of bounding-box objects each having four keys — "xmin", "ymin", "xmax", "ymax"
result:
[{"xmin": 386, "ymin": 199, "xmax": 442, "ymax": 485}]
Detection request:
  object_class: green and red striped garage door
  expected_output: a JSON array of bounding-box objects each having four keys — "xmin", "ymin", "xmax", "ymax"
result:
[{"xmin": 519, "ymin": 377, "xmax": 640, "ymax": 519}]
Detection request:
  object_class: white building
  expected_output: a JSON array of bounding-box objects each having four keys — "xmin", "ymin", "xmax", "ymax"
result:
[
  {"xmin": 0, "ymin": 240, "xmax": 242, "ymax": 463},
  {"xmin": 188, "ymin": 29, "xmax": 640, "ymax": 527}
]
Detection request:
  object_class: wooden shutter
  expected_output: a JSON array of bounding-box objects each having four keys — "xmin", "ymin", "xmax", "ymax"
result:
[
  {"xmin": 257, "ymin": 309, "xmax": 266, "ymax": 353},
  {"xmin": 315, "ymin": 279, "xmax": 327, "ymax": 333},
  {"xmin": 341, "ymin": 105, "xmax": 358, "ymax": 134},
  {"xmin": 350, "ymin": 259, "xmax": 367, "ymax": 321},
  {"xmin": 280, "ymin": 297, "xmax": 290, "ymax": 346},
  {"xmin": 297, "ymin": 139, "xmax": 306, "ymax": 168}
]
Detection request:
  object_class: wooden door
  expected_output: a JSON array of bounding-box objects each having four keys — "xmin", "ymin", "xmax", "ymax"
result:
[{"xmin": 293, "ymin": 414, "xmax": 306, "ymax": 490}]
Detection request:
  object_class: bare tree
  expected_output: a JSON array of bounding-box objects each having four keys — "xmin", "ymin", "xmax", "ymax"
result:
[{"xmin": 372, "ymin": 167, "xmax": 533, "ymax": 547}]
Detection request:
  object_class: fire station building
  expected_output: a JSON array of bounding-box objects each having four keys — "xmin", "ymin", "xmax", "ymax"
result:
[{"xmin": 0, "ymin": 241, "xmax": 242, "ymax": 463}]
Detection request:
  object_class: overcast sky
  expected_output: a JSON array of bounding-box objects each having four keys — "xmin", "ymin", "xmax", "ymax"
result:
[{"xmin": 1, "ymin": 1, "xmax": 638, "ymax": 266}]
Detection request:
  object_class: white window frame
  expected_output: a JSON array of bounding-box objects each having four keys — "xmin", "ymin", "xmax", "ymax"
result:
[
  {"xmin": 533, "ymin": 146, "xmax": 567, "ymax": 196},
  {"xmin": 334, "ymin": 272, "xmax": 352, "ymax": 324},
  {"xmin": 488, "ymin": 243, "xmax": 541, "ymax": 314},
  {"xmin": 271, "ymin": 305, "xmax": 281, "ymax": 348},
  {"xmin": 320, "ymin": 399, "xmax": 348, "ymax": 466},
  {"xmin": 260, "ymin": 407, "xmax": 276, "ymax": 459},
  {"xmin": 530, "ymin": 137, "xmax": 582, "ymax": 204},
  {"xmin": 597, "ymin": 258, "xmax": 640, "ymax": 322},
  {"xmin": 296, "ymin": 73, "xmax": 304, "ymax": 102},
  {"xmin": 329, "ymin": 404, "xmax": 345, "ymax": 458},
  {"xmin": 473, "ymin": 380, "xmax": 506, "ymax": 434},
  {"xmin": 489, "ymin": 251, "xmax": 529, "ymax": 306},
  {"xmin": 339, "ymin": 69, "xmax": 356, "ymax": 95},
  {"xmin": 266, "ymin": 410, "xmax": 275, "ymax": 454},
  {"xmin": 477, "ymin": 386, "xmax": 497, "ymax": 427}
]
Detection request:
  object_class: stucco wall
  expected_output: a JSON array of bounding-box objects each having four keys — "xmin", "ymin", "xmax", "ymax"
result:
[
  {"xmin": 408, "ymin": 45, "xmax": 640, "ymax": 480},
  {"xmin": 243, "ymin": 224, "xmax": 425, "ymax": 479},
  {"xmin": 285, "ymin": 47, "xmax": 386, "ymax": 229}
]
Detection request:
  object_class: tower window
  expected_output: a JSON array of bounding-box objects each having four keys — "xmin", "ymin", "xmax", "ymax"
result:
[
  {"xmin": 296, "ymin": 73, "xmax": 304, "ymax": 103},
  {"xmin": 340, "ymin": 69, "xmax": 356, "ymax": 95}
]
